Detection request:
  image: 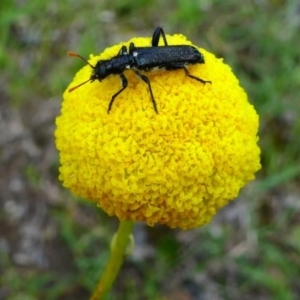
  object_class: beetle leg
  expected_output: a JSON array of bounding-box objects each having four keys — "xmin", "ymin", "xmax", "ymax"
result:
[
  {"xmin": 129, "ymin": 42, "xmax": 136, "ymax": 54},
  {"xmin": 162, "ymin": 64, "xmax": 211, "ymax": 84},
  {"xmin": 118, "ymin": 45, "xmax": 128, "ymax": 55},
  {"xmin": 182, "ymin": 66, "xmax": 211, "ymax": 84},
  {"xmin": 183, "ymin": 66, "xmax": 211, "ymax": 84},
  {"xmin": 134, "ymin": 70, "xmax": 158, "ymax": 113},
  {"xmin": 107, "ymin": 73, "xmax": 128, "ymax": 113},
  {"xmin": 152, "ymin": 27, "xmax": 168, "ymax": 47}
]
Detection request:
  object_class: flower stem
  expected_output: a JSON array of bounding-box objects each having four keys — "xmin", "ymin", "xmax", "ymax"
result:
[{"xmin": 90, "ymin": 220, "xmax": 134, "ymax": 300}]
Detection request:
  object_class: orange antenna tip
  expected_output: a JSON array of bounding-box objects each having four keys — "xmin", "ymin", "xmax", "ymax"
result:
[
  {"xmin": 68, "ymin": 51, "xmax": 79, "ymax": 57},
  {"xmin": 67, "ymin": 51, "xmax": 95, "ymax": 68}
]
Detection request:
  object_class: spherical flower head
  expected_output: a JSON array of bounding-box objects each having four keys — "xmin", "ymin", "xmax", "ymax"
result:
[{"xmin": 55, "ymin": 32, "xmax": 261, "ymax": 229}]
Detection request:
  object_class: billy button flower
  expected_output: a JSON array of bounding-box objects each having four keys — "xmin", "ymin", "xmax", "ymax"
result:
[
  {"xmin": 55, "ymin": 33, "xmax": 260, "ymax": 230},
  {"xmin": 55, "ymin": 31, "xmax": 261, "ymax": 299}
]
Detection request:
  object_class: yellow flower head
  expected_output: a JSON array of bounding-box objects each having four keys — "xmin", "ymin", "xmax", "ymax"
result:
[{"xmin": 55, "ymin": 32, "xmax": 261, "ymax": 229}]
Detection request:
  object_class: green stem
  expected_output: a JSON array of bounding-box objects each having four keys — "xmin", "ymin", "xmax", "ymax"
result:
[{"xmin": 90, "ymin": 220, "xmax": 135, "ymax": 300}]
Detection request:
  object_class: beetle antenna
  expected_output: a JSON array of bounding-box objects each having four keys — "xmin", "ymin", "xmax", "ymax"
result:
[
  {"xmin": 68, "ymin": 51, "xmax": 96, "ymax": 92},
  {"xmin": 68, "ymin": 78, "xmax": 93, "ymax": 92},
  {"xmin": 68, "ymin": 51, "xmax": 95, "ymax": 69}
]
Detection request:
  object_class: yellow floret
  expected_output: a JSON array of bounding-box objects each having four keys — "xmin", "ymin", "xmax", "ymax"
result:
[{"xmin": 55, "ymin": 32, "xmax": 261, "ymax": 229}]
